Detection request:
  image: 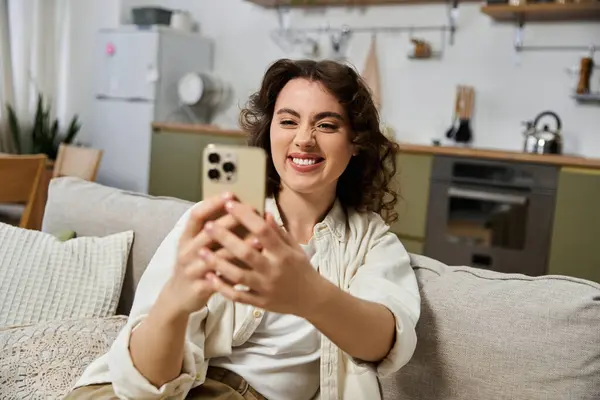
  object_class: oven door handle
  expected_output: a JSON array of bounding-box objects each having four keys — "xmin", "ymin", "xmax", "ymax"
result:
[{"xmin": 448, "ymin": 187, "xmax": 528, "ymax": 205}]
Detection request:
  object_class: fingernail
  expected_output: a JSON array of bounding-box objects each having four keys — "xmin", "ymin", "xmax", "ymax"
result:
[
  {"xmin": 204, "ymin": 221, "xmax": 214, "ymax": 231},
  {"xmin": 252, "ymin": 238, "xmax": 261, "ymax": 248},
  {"xmin": 222, "ymin": 192, "xmax": 234, "ymax": 200},
  {"xmin": 225, "ymin": 201, "xmax": 234, "ymax": 210},
  {"xmin": 199, "ymin": 248, "xmax": 209, "ymax": 259}
]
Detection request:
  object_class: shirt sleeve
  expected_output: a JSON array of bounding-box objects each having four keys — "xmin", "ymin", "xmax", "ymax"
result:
[
  {"xmin": 105, "ymin": 205, "xmax": 208, "ymax": 399},
  {"xmin": 347, "ymin": 222, "xmax": 421, "ymax": 378}
]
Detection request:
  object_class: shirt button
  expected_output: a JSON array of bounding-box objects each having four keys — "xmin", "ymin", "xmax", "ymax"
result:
[
  {"xmin": 195, "ymin": 373, "xmax": 202, "ymax": 381},
  {"xmin": 253, "ymin": 309, "xmax": 263, "ymax": 318}
]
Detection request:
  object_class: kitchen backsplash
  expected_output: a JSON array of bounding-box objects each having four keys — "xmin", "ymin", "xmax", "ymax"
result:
[{"xmin": 118, "ymin": 0, "xmax": 600, "ymax": 157}]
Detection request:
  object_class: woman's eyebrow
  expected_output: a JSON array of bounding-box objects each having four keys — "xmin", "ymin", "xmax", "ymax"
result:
[
  {"xmin": 276, "ymin": 108, "xmax": 300, "ymax": 118},
  {"xmin": 275, "ymin": 108, "xmax": 344, "ymax": 123},
  {"xmin": 312, "ymin": 111, "xmax": 344, "ymax": 122}
]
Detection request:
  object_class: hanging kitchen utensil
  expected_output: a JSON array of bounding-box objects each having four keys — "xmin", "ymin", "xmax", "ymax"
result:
[
  {"xmin": 577, "ymin": 56, "xmax": 594, "ymax": 95},
  {"xmin": 446, "ymin": 85, "xmax": 463, "ymax": 139},
  {"xmin": 523, "ymin": 111, "xmax": 563, "ymax": 155},
  {"xmin": 454, "ymin": 86, "xmax": 474, "ymax": 144},
  {"xmin": 408, "ymin": 38, "xmax": 433, "ymax": 59},
  {"xmin": 330, "ymin": 26, "xmax": 352, "ymax": 61},
  {"xmin": 362, "ymin": 34, "xmax": 381, "ymax": 111}
]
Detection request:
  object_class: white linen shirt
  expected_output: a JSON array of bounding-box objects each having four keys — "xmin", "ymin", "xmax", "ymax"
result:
[{"xmin": 73, "ymin": 197, "xmax": 421, "ymax": 400}]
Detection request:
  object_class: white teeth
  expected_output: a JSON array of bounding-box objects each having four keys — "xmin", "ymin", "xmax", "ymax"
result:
[{"xmin": 292, "ymin": 157, "xmax": 317, "ymax": 166}]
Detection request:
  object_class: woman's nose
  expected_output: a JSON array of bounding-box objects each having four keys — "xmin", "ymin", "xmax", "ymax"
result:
[{"xmin": 294, "ymin": 126, "xmax": 316, "ymax": 148}]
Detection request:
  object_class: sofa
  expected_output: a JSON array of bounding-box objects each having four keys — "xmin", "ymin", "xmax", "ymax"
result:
[{"xmin": 2, "ymin": 176, "xmax": 599, "ymax": 399}]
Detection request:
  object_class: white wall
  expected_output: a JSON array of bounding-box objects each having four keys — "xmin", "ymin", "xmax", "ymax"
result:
[
  {"xmin": 61, "ymin": 0, "xmax": 121, "ymax": 144},
  {"xmin": 83, "ymin": 0, "xmax": 599, "ymax": 157}
]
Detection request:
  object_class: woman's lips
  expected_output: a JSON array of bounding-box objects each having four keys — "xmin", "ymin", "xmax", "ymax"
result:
[{"xmin": 287, "ymin": 156, "xmax": 325, "ymax": 173}]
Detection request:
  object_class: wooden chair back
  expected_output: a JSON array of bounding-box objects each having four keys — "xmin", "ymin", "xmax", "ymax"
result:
[
  {"xmin": 0, "ymin": 154, "xmax": 47, "ymax": 228},
  {"xmin": 52, "ymin": 144, "xmax": 103, "ymax": 181}
]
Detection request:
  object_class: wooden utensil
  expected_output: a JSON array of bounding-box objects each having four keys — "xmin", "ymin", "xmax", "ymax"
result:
[
  {"xmin": 446, "ymin": 86, "xmax": 467, "ymax": 140},
  {"xmin": 454, "ymin": 86, "xmax": 474, "ymax": 144},
  {"xmin": 362, "ymin": 34, "xmax": 381, "ymax": 110},
  {"xmin": 577, "ymin": 57, "xmax": 594, "ymax": 95}
]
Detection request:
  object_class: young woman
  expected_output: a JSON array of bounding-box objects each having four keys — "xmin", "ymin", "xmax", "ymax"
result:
[{"xmin": 69, "ymin": 59, "xmax": 420, "ymax": 400}]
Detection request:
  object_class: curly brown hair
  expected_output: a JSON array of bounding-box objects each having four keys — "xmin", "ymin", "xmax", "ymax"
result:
[{"xmin": 240, "ymin": 58, "xmax": 399, "ymax": 224}]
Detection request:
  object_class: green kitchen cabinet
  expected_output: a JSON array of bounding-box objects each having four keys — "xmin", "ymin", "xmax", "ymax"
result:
[
  {"xmin": 149, "ymin": 130, "xmax": 247, "ymax": 202},
  {"xmin": 389, "ymin": 153, "xmax": 433, "ymax": 254},
  {"xmin": 547, "ymin": 167, "xmax": 600, "ymax": 284}
]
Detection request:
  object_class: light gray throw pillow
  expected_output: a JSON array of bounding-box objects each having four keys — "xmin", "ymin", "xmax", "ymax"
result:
[{"xmin": 0, "ymin": 222, "xmax": 133, "ymax": 328}]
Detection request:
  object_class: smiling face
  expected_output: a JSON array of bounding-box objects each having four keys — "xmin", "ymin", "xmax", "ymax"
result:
[{"xmin": 269, "ymin": 78, "xmax": 356, "ymax": 198}]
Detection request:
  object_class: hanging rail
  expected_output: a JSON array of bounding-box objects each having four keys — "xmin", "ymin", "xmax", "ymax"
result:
[
  {"xmin": 284, "ymin": 25, "xmax": 453, "ymax": 34},
  {"xmin": 516, "ymin": 45, "xmax": 599, "ymax": 53}
]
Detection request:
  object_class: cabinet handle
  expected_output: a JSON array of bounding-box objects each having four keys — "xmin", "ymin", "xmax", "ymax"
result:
[{"xmin": 448, "ymin": 187, "xmax": 528, "ymax": 205}]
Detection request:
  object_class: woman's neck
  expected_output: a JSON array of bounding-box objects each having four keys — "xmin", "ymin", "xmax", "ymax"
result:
[{"xmin": 276, "ymin": 186, "xmax": 336, "ymax": 244}]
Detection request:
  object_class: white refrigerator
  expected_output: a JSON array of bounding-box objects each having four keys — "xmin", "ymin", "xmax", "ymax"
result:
[{"xmin": 89, "ymin": 26, "xmax": 213, "ymax": 193}]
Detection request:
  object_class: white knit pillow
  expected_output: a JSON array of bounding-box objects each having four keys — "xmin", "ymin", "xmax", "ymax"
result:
[
  {"xmin": 0, "ymin": 222, "xmax": 133, "ymax": 328},
  {"xmin": 0, "ymin": 316, "xmax": 127, "ymax": 399}
]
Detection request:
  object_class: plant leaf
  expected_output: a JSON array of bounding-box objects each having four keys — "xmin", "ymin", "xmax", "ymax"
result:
[
  {"xmin": 6, "ymin": 103, "xmax": 22, "ymax": 153},
  {"xmin": 64, "ymin": 115, "xmax": 81, "ymax": 144},
  {"xmin": 33, "ymin": 95, "xmax": 44, "ymax": 143},
  {"xmin": 50, "ymin": 119, "xmax": 59, "ymax": 143}
]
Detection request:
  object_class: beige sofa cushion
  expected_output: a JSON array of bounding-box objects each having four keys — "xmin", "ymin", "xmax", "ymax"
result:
[
  {"xmin": 42, "ymin": 177, "xmax": 193, "ymax": 315},
  {"xmin": 0, "ymin": 222, "xmax": 133, "ymax": 328},
  {"xmin": 381, "ymin": 254, "xmax": 600, "ymax": 400},
  {"xmin": 0, "ymin": 316, "xmax": 127, "ymax": 399}
]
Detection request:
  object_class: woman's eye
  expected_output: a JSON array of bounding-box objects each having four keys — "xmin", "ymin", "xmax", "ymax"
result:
[
  {"xmin": 318, "ymin": 123, "xmax": 338, "ymax": 131},
  {"xmin": 280, "ymin": 120, "xmax": 296, "ymax": 126}
]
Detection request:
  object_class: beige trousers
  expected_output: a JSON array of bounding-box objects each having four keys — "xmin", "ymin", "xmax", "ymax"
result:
[{"xmin": 64, "ymin": 367, "xmax": 267, "ymax": 400}]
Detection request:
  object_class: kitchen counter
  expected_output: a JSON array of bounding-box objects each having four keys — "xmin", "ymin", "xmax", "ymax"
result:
[
  {"xmin": 398, "ymin": 143, "xmax": 600, "ymax": 170},
  {"xmin": 151, "ymin": 122, "xmax": 600, "ymax": 170}
]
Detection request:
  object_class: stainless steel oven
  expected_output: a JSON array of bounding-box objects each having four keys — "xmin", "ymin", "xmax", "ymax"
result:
[{"xmin": 424, "ymin": 156, "xmax": 559, "ymax": 276}]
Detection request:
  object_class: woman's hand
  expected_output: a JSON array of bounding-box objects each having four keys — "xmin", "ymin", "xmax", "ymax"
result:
[
  {"xmin": 161, "ymin": 194, "xmax": 261, "ymax": 317},
  {"xmin": 198, "ymin": 200, "xmax": 324, "ymax": 317}
]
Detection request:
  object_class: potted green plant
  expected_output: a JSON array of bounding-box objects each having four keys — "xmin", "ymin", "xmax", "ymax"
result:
[{"xmin": 6, "ymin": 93, "xmax": 81, "ymax": 160}]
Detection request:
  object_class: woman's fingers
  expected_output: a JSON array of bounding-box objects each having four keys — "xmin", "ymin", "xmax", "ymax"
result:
[
  {"xmin": 180, "ymin": 192, "xmax": 234, "ymax": 243},
  {"xmin": 180, "ymin": 257, "xmax": 213, "ymax": 280},
  {"xmin": 180, "ymin": 212, "xmax": 244, "ymax": 265},
  {"xmin": 224, "ymin": 201, "xmax": 284, "ymax": 250},
  {"xmin": 206, "ymin": 273, "xmax": 263, "ymax": 307},
  {"xmin": 199, "ymin": 248, "xmax": 263, "ymax": 293},
  {"xmin": 204, "ymin": 219, "xmax": 268, "ymax": 273},
  {"xmin": 265, "ymin": 212, "xmax": 295, "ymax": 246}
]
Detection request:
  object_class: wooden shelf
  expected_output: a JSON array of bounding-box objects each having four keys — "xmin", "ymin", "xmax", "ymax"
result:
[
  {"xmin": 246, "ymin": 0, "xmax": 479, "ymax": 7},
  {"xmin": 481, "ymin": 3, "xmax": 600, "ymax": 22},
  {"xmin": 151, "ymin": 122, "xmax": 247, "ymax": 138}
]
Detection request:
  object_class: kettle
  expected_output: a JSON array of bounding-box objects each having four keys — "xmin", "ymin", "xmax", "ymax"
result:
[{"xmin": 522, "ymin": 111, "xmax": 563, "ymax": 155}]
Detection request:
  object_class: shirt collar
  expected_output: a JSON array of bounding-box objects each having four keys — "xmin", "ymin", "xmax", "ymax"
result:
[{"xmin": 265, "ymin": 197, "xmax": 347, "ymax": 242}]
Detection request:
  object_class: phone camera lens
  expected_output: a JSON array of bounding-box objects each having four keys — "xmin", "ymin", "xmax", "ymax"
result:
[
  {"xmin": 208, "ymin": 153, "xmax": 220, "ymax": 164},
  {"xmin": 222, "ymin": 162, "xmax": 236, "ymax": 173},
  {"xmin": 208, "ymin": 169, "xmax": 220, "ymax": 181}
]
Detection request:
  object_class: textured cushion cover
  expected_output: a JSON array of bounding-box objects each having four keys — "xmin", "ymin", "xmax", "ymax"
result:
[
  {"xmin": 0, "ymin": 222, "xmax": 133, "ymax": 328},
  {"xmin": 42, "ymin": 177, "xmax": 192, "ymax": 315},
  {"xmin": 381, "ymin": 254, "xmax": 600, "ymax": 400},
  {"xmin": 0, "ymin": 316, "xmax": 127, "ymax": 399}
]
